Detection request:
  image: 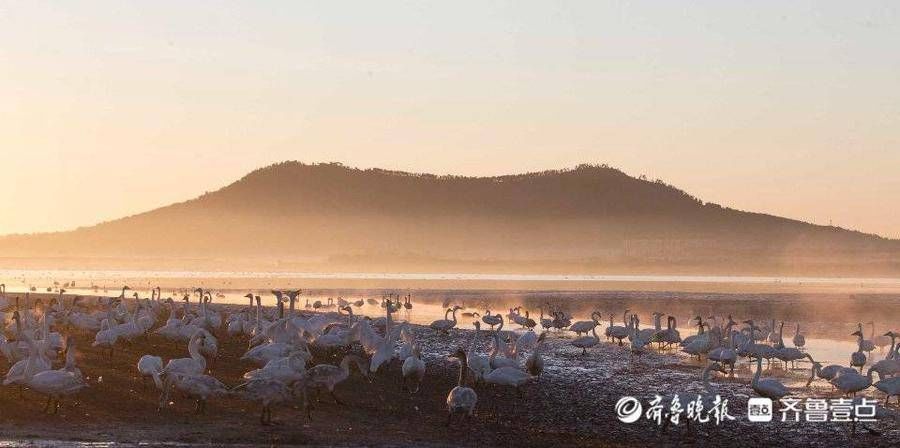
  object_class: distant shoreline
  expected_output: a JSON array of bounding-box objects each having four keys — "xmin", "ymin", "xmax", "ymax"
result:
[{"xmin": 3, "ymin": 268, "xmax": 900, "ymax": 294}]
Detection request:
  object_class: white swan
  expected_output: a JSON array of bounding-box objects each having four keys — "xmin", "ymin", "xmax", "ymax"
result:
[
  {"xmin": 446, "ymin": 349, "xmax": 477, "ymax": 424},
  {"xmin": 870, "ymin": 331, "xmax": 900, "ymax": 379},
  {"xmin": 137, "ymin": 354, "xmax": 164, "ymax": 389},
  {"xmin": 162, "ymin": 332, "xmax": 207, "ymax": 378},
  {"xmin": 792, "ymin": 323, "xmax": 805, "ymax": 350},
  {"xmin": 430, "ymin": 306, "xmax": 463, "ymax": 334},
  {"xmin": 482, "ymin": 310, "xmax": 501, "ymax": 331},
  {"xmin": 831, "ymin": 367, "xmax": 876, "ymax": 397},
  {"xmin": 571, "ymin": 320, "xmax": 599, "ymax": 355},
  {"xmin": 874, "ymin": 376, "xmax": 900, "ymax": 405},
  {"xmin": 751, "ymin": 355, "xmax": 792, "ymax": 400},
  {"xmin": 483, "ymin": 365, "xmax": 533, "ymax": 389},
  {"xmin": 236, "ymin": 377, "xmax": 307, "ymax": 425},
  {"xmin": 857, "ymin": 323, "xmax": 876, "ymax": 353},
  {"xmin": 242, "ymin": 342, "xmax": 305, "ymax": 366},
  {"xmin": 401, "ymin": 344, "xmax": 426, "ymax": 394},
  {"xmin": 243, "ymin": 351, "xmax": 309, "ymax": 384},
  {"xmin": 27, "ymin": 337, "xmax": 87, "ymax": 414},
  {"xmin": 606, "ymin": 310, "xmax": 630, "ymax": 346},
  {"xmin": 525, "ymin": 332, "xmax": 548, "ymax": 376},
  {"xmin": 5, "ymin": 333, "xmax": 51, "ymax": 386},
  {"xmin": 305, "ymin": 354, "xmax": 368, "ymax": 405},
  {"xmin": 851, "ymin": 329, "xmax": 868, "ymax": 372},
  {"xmin": 467, "ymin": 321, "xmax": 490, "ymax": 382},
  {"xmin": 569, "ymin": 311, "xmax": 601, "ymax": 336},
  {"xmin": 162, "ymin": 372, "xmax": 229, "ymax": 414}
]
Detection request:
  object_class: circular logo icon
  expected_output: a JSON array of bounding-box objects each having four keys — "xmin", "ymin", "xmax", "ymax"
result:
[{"xmin": 615, "ymin": 396, "xmax": 643, "ymax": 423}]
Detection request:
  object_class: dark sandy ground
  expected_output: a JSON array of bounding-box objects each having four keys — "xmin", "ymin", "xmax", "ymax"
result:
[{"xmin": 0, "ymin": 297, "xmax": 896, "ymax": 447}]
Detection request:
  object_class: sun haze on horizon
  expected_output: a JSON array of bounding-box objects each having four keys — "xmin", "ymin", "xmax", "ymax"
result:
[{"xmin": 1, "ymin": 1, "xmax": 898, "ymax": 238}]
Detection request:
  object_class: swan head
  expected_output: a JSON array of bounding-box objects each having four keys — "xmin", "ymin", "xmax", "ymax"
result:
[
  {"xmin": 707, "ymin": 362, "xmax": 728, "ymax": 375},
  {"xmin": 884, "ymin": 331, "xmax": 896, "ymax": 337},
  {"xmin": 851, "ymin": 330, "xmax": 863, "ymax": 337},
  {"xmin": 448, "ymin": 348, "xmax": 467, "ymax": 362}
]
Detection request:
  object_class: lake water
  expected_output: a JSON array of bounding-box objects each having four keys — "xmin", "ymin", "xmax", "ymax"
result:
[{"xmin": 0, "ymin": 269, "xmax": 897, "ymax": 369}]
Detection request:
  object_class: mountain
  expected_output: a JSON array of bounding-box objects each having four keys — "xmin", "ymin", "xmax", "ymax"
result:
[{"xmin": 1, "ymin": 162, "xmax": 898, "ymax": 275}]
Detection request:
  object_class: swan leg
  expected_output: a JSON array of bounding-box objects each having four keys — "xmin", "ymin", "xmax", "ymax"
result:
[{"xmin": 330, "ymin": 390, "xmax": 344, "ymax": 405}]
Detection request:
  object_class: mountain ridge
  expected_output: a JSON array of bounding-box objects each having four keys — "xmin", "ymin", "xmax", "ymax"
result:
[{"xmin": 1, "ymin": 162, "xmax": 897, "ymax": 275}]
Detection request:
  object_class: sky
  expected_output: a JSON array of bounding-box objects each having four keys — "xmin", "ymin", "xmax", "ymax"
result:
[{"xmin": 1, "ymin": 1, "xmax": 898, "ymax": 238}]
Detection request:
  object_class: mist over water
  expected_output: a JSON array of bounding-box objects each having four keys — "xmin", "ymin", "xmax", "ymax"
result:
[{"xmin": 3, "ymin": 269, "xmax": 898, "ymax": 369}]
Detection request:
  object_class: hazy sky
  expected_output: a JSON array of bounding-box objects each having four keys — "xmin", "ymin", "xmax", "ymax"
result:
[{"xmin": 1, "ymin": 1, "xmax": 898, "ymax": 237}]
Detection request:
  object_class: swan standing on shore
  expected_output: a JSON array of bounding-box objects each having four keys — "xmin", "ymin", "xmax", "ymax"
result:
[
  {"xmin": 569, "ymin": 311, "xmax": 601, "ymax": 336},
  {"xmin": 525, "ymin": 332, "xmax": 548, "ymax": 376},
  {"xmin": 831, "ymin": 367, "xmax": 876, "ymax": 397},
  {"xmin": 305, "ymin": 354, "xmax": 368, "ymax": 405},
  {"xmin": 401, "ymin": 344, "xmax": 426, "ymax": 394},
  {"xmin": 851, "ymin": 330, "xmax": 868, "ymax": 372},
  {"xmin": 446, "ymin": 348, "xmax": 477, "ymax": 425},
  {"xmin": 431, "ymin": 306, "xmax": 463, "ymax": 334},
  {"xmin": 792, "ymin": 323, "xmax": 806, "ymax": 350},
  {"xmin": 162, "ymin": 332, "xmax": 207, "ymax": 378},
  {"xmin": 235, "ymin": 377, "xmax": 308, "ymax": 425},
  {"xmin": 571, "ymin": 319, "xmax": 600, "ymax": 355},
  {"xmin": 482, "ymin": 311, "xmax": 501, "ymax": 331},
  {"xmin": 28, "ymin": 337, "xmax": 88, "ymax": 414},
  {"xmin": 467, "ymin": 321, "xmax": 490, "ymax": 382},
  {"xmin": 751, "ymin": 355, "xmax": 791, "ymax": 400},
  {"xmin": 137, "ymin": 354, "xmax": 164, "ymax": 389},
  {"xmin": 162, "ymin": 372, "xmax": 229, "ymax": 414}
]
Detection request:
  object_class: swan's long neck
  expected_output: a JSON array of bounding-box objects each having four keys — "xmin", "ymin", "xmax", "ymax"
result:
[
  {"xmin": 339, "ymin": 356, "xmax": 352, "ymax": 378},
  {"xmin": 591, "ymin": 324, "xmax": 599, "ymax": 340},
  {"xmin": 794, "ymin": 323, "xmax": 800, "ymax": 337},
  {"xmin": 701, "ymin": 366, "xmax": 716, "ymax": 393},
  {"xmin": 451, "ymin": 308, "xmax": 458, "ymax": 323},
  {"xmin": 188, "ymin": 337, "xmax": 205, "ymax": 366},
  {"xmin": 805, "ymin": 356, "xmax": 819, "ymax": 387},
  {"xmin": 752, "ymin": 356, "xmax": 763, "ymax": 386},
  {"xmin": 457, "ymin": 355, "xmax": 467, "ymax": 386},
  {"xmin": 64, "ymin": 345, "xmax": 77, "ymax": 372}
]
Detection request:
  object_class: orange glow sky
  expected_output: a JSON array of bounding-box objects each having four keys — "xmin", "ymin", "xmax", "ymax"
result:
[{"xmin": 1, "ymin": 2, "xmax": 898, "ymax": 238}]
